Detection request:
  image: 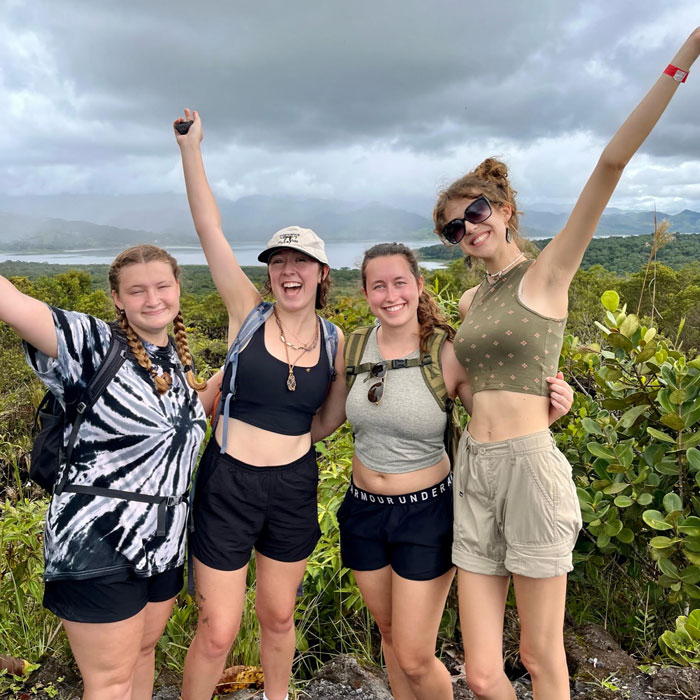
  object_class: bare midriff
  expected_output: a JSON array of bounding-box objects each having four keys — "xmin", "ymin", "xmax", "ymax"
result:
[
  {"xmin": 467, "ymin": 389, "xmax": 550, "ymax": 442},
  {"xmin": 215, "ymin": 417, "xmax": 312, "ymax": 466},
  {"xmin": 352, "ymin": 453, "xmax": 451, "ymax": 495}
]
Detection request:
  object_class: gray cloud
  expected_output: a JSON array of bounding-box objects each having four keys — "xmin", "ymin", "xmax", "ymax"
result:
[{"xmin": 1, "ymin": 0, "xmax": 699, "ymax": 211}]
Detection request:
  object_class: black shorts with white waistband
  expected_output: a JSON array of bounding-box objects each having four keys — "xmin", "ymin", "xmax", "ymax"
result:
[
  {"xmin": 337, "ymin": 473, "xmax": 454, "ymax": 581},
  {"xmin": 191, "ymin": 438, "xmax": 321, "ymax": 571}
]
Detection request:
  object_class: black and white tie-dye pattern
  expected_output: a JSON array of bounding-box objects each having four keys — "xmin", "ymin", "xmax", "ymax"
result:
[{"xmin": 25, "ymin": 307, "xmax": 207, "ymax": 582}]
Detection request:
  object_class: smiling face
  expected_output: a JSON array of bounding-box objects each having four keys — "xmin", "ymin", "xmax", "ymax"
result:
[
  {"xmin": 267, "ymin": 248, "xmax": 327, "ymax": 311},
  {"xmin": 362, "ymin": 254, "xmax": 423, "ymax": 329},
  {"xmin": 442, "ymin": 195, "xmax": 512, "ymax": 260},
  {"xmin": 111, "ymin": 261, "xmax": 180, "ymax": 344}
]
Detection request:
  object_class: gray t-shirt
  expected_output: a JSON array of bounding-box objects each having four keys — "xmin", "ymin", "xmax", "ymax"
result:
[{"xmin": 345, "ymin": 327, "xmax": 446, "ymax": 474}]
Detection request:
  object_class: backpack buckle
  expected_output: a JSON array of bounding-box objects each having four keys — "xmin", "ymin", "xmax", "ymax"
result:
[
  {"xmin": 393, "ymin": 359, "xmax": 408, "ymax": 369},
  {"xmin": 76, "ymin": 401, "xmax": 87, "ymax": 414}
]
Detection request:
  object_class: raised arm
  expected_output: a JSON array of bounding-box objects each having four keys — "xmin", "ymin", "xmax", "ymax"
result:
[
  {"xmin": 174, "ymin": 109, "xmax": 260, "ymax": 332},
  {"xmin": 0, "ymin": 276, "xmax": 57, "ymax": 357},
  {"xmin": 537, "ymin": 28, "xmax": 700, "ymax": 287}
]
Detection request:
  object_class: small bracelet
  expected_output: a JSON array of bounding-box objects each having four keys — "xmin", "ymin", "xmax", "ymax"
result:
[{"xmin": 664, "ymin": 63, "xmax": 688, "ymax": 83}]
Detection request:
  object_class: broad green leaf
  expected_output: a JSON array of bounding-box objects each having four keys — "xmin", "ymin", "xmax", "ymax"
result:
[
  {"xmin": 681, "ymin": 582, "xmax": 700, "ymax": 599},
  {"xmin": 601, "ymin": 290, "xmax": 619, "ymax": 312},
  {"xmin": 635, "ymin": 345, "xmax": 656, "ymax": 364},
  {"xmin": 642, "ymin": 509, "xmax": 673, "ymax": 530},
  {"xmin": 613, "ymin": 495, "xmax": 634, "ymax": 508},
  {"xmin": 659, "ymin": 412, "xmax": 685, "ymax": 432},
  {"xmin": 608, "ymin": 332, "xmax": 633, "ymax": 351},
  {"xmin": 596, "ymin": 532, "xmax": 611, "ymax": 548},
  {"xmin": 581, "ymin": 418, "xmax": 604, "ymax": 436},
  {"xmin": 617, "ymin": 404, "xmax": 649, "ymax": 429},
  {"xmin": 604, "ymin": 482, "xmax": 629, "ymax": 496},
  {"xmin": 644, "ymin": 328, "xmax": 657, "ymax": 343},
  {"xmin": 604, "ymin": 520, "xmax": 624, "ymax": 536},
  {"xmin": 636, "ymin": 493, "xmax": 653, "ymax": 506},
  {"xmin": 679, "ymin": 566, "xmax": 700, "ymax": 585},
  {"xmin": 678, "ymin": 517, "xmax": 700, "ymax": 537},
  {"xmin": 647, "ymin": 427, "xmax": 676, "ymax": 444},
  {"xmin": 663, "ymin": 493, "xmax": 683, "ymax": 514},
  {"xmin": 587, "ymin": 442, "xmax": 614, "ymax": 460},
  {"xmin": 656, "ymin": 461, "xmax": 681, "ymax": 476},
  {"xmin": 684, "ymin": 549, "xmax": 700, "ymax": 566},
  {"xmin": 687, "ymin": 448, "xmax": 700, "ymax": 472},
  {"xmin": 650, "ymin": 536, "xmax": 678, "ymax": 549},
  {"xmin": 658, "ymin": 557, "xmax": 680, "ymax": 578},
  {"xmin": 657, "ymin": 389, "xmax": 675, "ymax": 415},
  {"xmin": 619, "ymin": 314, "xmax": 640, "ymax": 339},
  {"xmin": 670, "ymin": 389, "xmax": 687, "ymax": 404},
  {"xmin": 616, "ymin": 528, "xmax": 634, "ymax": 544}
]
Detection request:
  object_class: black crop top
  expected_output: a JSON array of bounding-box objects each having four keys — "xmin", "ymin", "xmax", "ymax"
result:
[{"xmin": 225, "ymin": 322, "xmax": 331, "ymax": 435}]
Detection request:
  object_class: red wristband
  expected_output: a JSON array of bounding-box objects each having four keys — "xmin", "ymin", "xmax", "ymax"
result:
[{"xmin": 664, "ymin": 63, "xmax": 688, "ymax": 83}]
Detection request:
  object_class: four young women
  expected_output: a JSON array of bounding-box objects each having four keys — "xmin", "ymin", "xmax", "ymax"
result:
[{"xmin": 4, "ymin": 25, "xmax": 697, "ymax": 700}]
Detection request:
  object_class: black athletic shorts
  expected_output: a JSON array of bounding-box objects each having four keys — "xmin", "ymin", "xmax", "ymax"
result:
[
  {"xmin": 191, "ymin": 439, "xmax": 321, "ymax": 571},
  {"xmin": 337, "ymin": 473, "xmax": 454, "ymax": 581},
  {"xmin": 43, "ymin": 565, "xmax": 184, "ymax": 623}
]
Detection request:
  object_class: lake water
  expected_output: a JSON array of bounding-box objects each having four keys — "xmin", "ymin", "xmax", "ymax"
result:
[{"xmin": 0, "ymin": 240, "xmax": 446, "ymax": 269}]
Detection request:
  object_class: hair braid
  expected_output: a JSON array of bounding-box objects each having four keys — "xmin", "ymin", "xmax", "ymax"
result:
[
  {"xmin": 172, "ymin": 312, "xmax": 207, "ymax": 391},
  {"xmin": 117, "ymin": 310, "xmax": 172, "ymax": 395}
]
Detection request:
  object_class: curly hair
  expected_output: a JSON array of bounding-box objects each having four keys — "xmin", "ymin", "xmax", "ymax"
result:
[
  {"xmin": 361, "ymin": 242, "xmax": 455, "ymax": 354},
  {"xmin": 108, "ymin": 244, "xmax": 207, "ymax": 394},
  {"xmin": 433, "ymin": 157, "xmax": 524, "ymax": 248}
]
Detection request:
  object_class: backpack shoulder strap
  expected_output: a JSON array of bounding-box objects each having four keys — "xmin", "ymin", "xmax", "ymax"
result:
[
  {"xmin": 58, "ymin": 327, "xmax": 129, "ymax": 492},
  {"xmin": 216, "ymin": 301, "xmax": 275, "ymax": 452},
  {"xmin": 344, "ymin": 326, "xmax": 374, "ymax": 392},
  {"xmin": 420, "ymin": 328, "xmax": 450, "ymax": 413},
  {"xmin": 319, "ymin": 317, "xmax": 339, "ymax": 379}
]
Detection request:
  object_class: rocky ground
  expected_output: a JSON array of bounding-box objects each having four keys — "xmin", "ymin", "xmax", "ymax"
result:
[{"xmin": 5, "ymin": 621, "xmax": 700, "ymax": 699}]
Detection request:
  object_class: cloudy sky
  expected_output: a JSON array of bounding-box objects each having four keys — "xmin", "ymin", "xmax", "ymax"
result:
[{"xmin": 2, "ymin": 0, "xmax": 700, "ymax": 215}]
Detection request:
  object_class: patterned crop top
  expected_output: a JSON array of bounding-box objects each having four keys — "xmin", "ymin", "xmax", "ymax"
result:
[{"xmin": 454, "ymin": 259, "xmax": 566, "ymax": 396}]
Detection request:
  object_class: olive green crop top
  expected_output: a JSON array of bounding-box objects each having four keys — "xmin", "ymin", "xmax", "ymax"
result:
[{"xmin": 454, "ymin": 260, "xmax": 566, "ymax": 396}]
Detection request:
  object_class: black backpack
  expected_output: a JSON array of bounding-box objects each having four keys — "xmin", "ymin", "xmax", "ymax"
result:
[{"xmin": 30, "ymin": 324, "xmax": 129, "ymax": 493}]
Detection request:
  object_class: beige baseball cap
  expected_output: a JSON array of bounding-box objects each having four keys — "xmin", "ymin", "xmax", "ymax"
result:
[{"xmin": 257, "ymin": 226, "xmax": 329, "ymax": 266}]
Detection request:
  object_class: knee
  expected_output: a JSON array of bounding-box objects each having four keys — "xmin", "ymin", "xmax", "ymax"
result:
[
  {"xmin": 194, "ymin": 620, "xmax": 238, "ymax": 660},
  {"xmin": 464, "ymin": 664, "xmax": 506, "ymax": 697},
  {"xmin": 519, "ymin": 637, "xmax": 563, "ymax": 679},
  {"xmin": 393, "ymin": 645, "xmax": 436, "ymax": 684},
  {"xmin": 256, "ymin": 604, "xmax": 294, "ymax": 636}
]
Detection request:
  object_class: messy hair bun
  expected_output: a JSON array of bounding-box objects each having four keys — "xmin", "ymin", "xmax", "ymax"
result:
[{"xmin": 433, "ymin": 157, "xmax": 522, "ymax": 241}]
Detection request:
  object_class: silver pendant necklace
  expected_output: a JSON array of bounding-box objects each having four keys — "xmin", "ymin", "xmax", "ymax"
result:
[{"xmin": 485, "ymin": 252, "xmax": 525, "ymax": 283}]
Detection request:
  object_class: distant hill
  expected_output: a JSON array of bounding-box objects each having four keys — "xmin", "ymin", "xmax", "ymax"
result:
[{"xmin": 0, "ymin": 192, "xmax": 698, "ymax": 253}]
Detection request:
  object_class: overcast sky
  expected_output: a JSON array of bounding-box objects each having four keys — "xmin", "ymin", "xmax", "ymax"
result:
[{"xmin": 2, "ymin": 0, "xmax": 700, "ymax": 215}]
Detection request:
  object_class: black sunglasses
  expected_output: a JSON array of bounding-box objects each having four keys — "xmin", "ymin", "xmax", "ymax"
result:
[
  {"xmin": 440, "ymin": 196, "xmax": 493, "ymax": 245},
  {"xmin": 365, "ymin": 361, "xmax": 388, "ymax": 405}
]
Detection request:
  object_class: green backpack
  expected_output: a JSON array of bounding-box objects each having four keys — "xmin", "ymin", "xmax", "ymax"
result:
[{"xmin": 344, "ymin": 326, "xmax": 462, "ymax": 466}]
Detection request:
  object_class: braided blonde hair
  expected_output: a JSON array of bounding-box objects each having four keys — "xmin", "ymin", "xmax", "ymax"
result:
[{"xmin": 108, "ymin": 244, "xmax": 207, "ymax": 394}]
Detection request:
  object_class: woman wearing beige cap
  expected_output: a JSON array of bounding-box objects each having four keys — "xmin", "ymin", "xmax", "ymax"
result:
[{"xmin": 175, "ymin": 110, "xmax": 346, "ymax": 700}]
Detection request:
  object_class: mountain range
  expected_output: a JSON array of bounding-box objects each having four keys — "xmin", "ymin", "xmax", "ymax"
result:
[{"xmin": 0, "ymin": 193, "xmax": 698, "ymax": 253}]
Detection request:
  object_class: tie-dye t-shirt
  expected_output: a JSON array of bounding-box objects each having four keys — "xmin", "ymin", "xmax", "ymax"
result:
[{"xmin": 25, "ymin": 307, "xmax": 207, "ymax": 581}]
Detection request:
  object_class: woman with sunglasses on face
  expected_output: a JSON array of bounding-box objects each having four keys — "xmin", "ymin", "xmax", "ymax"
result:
[
  {"xmin": 312, "ymin": 242, "xmax": 573, "ymax": 700},
  {"xmin": 174, "ymin": 110, "xmax": 346, "ymax": 700},
  {"xmin": 432, "ymin": 30, "xmax": 700, "ymax": 700},
  {"xmin": 0, "ymin": 245, "xmax": 213, "ymax": 700}
]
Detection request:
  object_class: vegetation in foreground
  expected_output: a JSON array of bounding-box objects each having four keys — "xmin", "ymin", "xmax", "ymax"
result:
[{"xmin": 1, "ymin": 252, "xmax": 700, "ymax": 696}]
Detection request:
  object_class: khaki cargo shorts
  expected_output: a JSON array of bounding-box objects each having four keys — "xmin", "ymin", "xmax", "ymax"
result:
[{"xmin": 452, "ymin": 429, "xmax": 582, "ymax": 578}]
